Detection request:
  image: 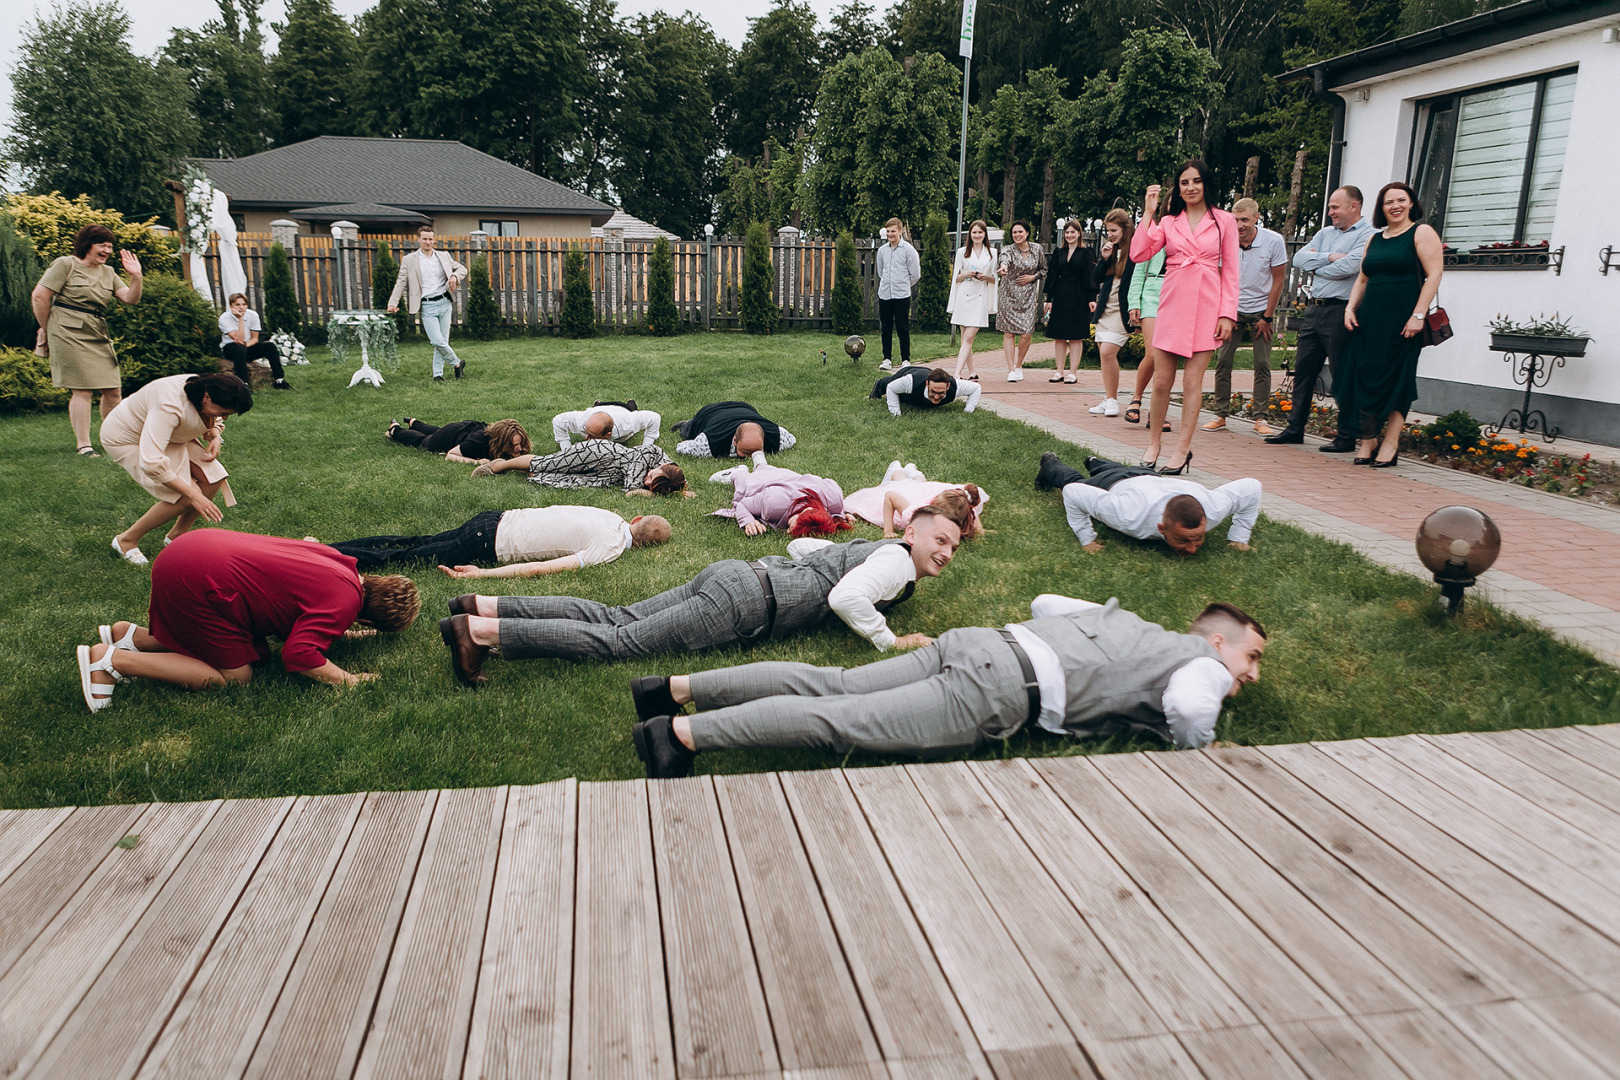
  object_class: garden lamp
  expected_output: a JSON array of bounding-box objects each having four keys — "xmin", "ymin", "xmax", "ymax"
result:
[
  {"xmin": 1415, "ymin": 506, "xmax": 1501, "ymax": 616},
  {"xmin": 844, "ymin": 335, "xmax": 866, "ymax": 362}
]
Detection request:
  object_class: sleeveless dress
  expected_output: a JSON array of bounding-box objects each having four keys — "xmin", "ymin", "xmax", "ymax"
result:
[{"xmin": 1341, "ymin": 227, "xmax": 1426, "ymax": 428}]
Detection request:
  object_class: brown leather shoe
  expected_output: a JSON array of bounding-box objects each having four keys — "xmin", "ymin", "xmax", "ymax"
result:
[{"xmin": 439, "ymin": 615, "xmax": 488, "ymax": 687}]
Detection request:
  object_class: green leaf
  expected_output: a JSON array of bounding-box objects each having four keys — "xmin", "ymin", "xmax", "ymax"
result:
[{"xmin": 116, "ymin": 834, "xmax": 140, "ymax": 850}]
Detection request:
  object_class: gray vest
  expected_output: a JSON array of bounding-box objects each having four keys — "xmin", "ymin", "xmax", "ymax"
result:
[
  {"xmin": 1021, "ymin": 599, "xmax": 1223, "ymax": 743},
  {"xmin": 756, "ymin": 539, "xmax": 912, "ymax": 636}
]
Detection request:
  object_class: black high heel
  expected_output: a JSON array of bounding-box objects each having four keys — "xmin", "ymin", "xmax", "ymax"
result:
[
  {"xmin": 1352, "ymin": 456, "xmax": 1374, "ymax": 465},
  {"xmin": 1371, "ymin": 453, "xmax": 1400, "ymax": 468},
  {"xmin": 1159, "ymin": 452, "xmax": 1193, "ymax": 476}
]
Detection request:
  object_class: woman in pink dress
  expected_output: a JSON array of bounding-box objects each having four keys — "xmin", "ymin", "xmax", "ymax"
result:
[
  {"xmin": 1128, "ymin": 159, "xmax": 1239, "ymax": 474},
  {"xmin": 844, "ymin": 462, "xmax": 987, "ymax": 538}
]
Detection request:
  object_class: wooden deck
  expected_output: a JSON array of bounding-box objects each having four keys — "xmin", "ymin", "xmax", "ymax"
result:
[{"xmin": 3, "ymin": 727, "xmax": 1620, "ymax": 1079}]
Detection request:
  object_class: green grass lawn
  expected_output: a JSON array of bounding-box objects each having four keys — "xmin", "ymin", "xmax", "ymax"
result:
[{"xmin": 2, "ymin": 330, "xmax": 1616, "ymax": 808}]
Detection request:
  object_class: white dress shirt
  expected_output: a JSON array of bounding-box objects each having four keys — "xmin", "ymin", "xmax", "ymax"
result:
[
  {"xmin": 1061, "ymin": 475, "xmax": 1262, "ymax": 548},
  {"xmin": 676, "ymin": 427, "xmax": 797, "ymax": 458},
  {"xmin": 551, "ymin": 406, "xmax": 662, "ymax": 450},
  {"xmin": 417, "ymin": 250, "xmax": 449, "ymax": 296},
  {"xmin": 884, "ymin": 373, "xmax": 982, "ymax": 416},
  {"xmin": 786, "ymin": 538, "xmax": 916, "ymax": 650},
  {"xmin": 494, "ymin": 506, "xmax": 632, "ymax": 568},
  {"xmin": 1026, "ymin": 595, "xmax": 1234, "ymax": 748}
]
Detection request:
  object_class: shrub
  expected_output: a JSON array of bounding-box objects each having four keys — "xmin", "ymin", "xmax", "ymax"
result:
[
  {"xmin": 741, "ymin": 221, "xmax": 777, "ymax": 336},
  {"xmin": 105, "ymin": 273, "xmax": 218, "ymax": 391},
  {"xmin": 645, "ymin": 237, "xmax": 680, "ymax": 336},
  {"xmin": 0, "ymin": 216, "xmax": 43, "ymax": 349},
  {"xmin": 1119, "ymin": 331, "xmax": 1146, "ymax": 368},
  {"xmin": 2, "ymin": 192, "xmax": 179, "ymax": 272},
  {"xmin": 915, "ymin": 213, "xmax": 951, "ymax": 332},
  {"xmin": 371, "ymin": 239, "xmax": 408, "ymax": 338},
  {"xmin": 1418, "ymin": 409, "xmax": 1483, "ymax": 450},
  {"xmin": 0, "ymin": 347, "xmax": 70, "ymax": 413},
  {"xmin": 262, "ymin": 242, "xmax": 300, "ymax": 336},
  {"xmin": 561, "ymin": 245, "xmax": 595, "ymax": 338},
  {"xmin": 829, "ymin": 230, "xmax": 862, "ymax": 336},
  {"xmin": 466, "ymin": 255, "xmax": 501, "ymax": 340}
]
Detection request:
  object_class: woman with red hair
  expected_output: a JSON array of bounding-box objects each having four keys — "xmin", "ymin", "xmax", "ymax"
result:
[
  {"xmin": 711, "ymin": 462, "xmax": 850, "ymax": 537},
  {"xmin": 845, "ymin": 462, "xmax": 987, "ymax": 539}
]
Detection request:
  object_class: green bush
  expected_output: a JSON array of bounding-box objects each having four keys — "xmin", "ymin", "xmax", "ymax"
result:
[
  {"xmin": 741, "ymin": 221, "xmax": 777, "ymax": 336},
  {"xmin": 0, "ymin": 217, "xmax": 43, "ymax": 349},
  {"xmin": 1119, "ymin": 331, "xmax": 1146, "ymax": 368},
  {"xmin": 466, "ymin": 255, "xmax": 501, "ymax": 340},
  {"xmin": 1419, "ymin": 409, "xmax": 1483, "ymax": 449},
  {"xmin": 2, "ymin": 192, "xmax": 179, "ymax": 272},
  {"xmin": 370, "ymin": 239, "xmax": 409, "ymax": 337},
  {"xmin": 829, "ymin": 230, "xmax": 862, "ymax": 336},
  {"xmin": 915, "ymin": 213, "xmax": 951, "ymax": 332},
  {"xmin": 561, "ymin": 245, "xmax": 595, "ymax": 339},
  {"xmin": 645, "ymin": 237, "xmax": 680, "ymax": 336},
  {"xmin": 262, "ymin": 242, "xmax": 300, "ymax": 336},
  {"xmin": 105, "ymin": 273, "xmax": 219, "ymax": 391},
  {"xmin": 0, "ymin": 347, "xmax": 70, "ymax": 413}
]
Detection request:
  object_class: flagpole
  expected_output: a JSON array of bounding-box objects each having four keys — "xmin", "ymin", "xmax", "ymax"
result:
[{"xmin": 954, "ymin": 0, "xmax": 976, "ymax": 251}]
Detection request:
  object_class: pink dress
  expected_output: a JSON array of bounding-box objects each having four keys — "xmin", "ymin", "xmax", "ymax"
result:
[
  {"xmin": 844, "ymin": 480, "xmax": 988, "ymax": 530},
  {"xmin": 1129, "ymin": 209, "xmax": 1239, "ymax": 357}
]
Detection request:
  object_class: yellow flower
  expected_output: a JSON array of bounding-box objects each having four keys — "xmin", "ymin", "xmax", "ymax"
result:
[{"xmin": 1451, "ymin": 444, "xmax": 1460, "ymax": 450}]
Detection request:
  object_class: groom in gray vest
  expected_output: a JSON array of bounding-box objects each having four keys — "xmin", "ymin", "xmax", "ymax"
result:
[
  {"xmin": 439, "ymin": 507, "xmax": 962, "ymax": 686},
  {"xmin": 629, "ymin": 595, "xmax": 1266, "ymax": 778}
]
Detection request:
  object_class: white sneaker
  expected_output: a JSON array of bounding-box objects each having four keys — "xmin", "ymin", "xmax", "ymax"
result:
[
  {"xmin": 1088, "ymin": 400, "xmax": 1109, "ymax": 414},
  {"xmin": 1007, "ymin": 370, "xmax": 1024, "ymax": 382},
  {"xmin": 708, "ymin": 465, "xmax": 746, "ymax": 484},
  {"xmin": 904, "ymin": 463, "xmax": 925, "ymax": 481},
  {"xmin": 878, "ymin": 359, "xmax": 893, "ymax": 370},
  {"xmin": 1103, "ymin": 398, "xmax": 1120, "ymax": 416},
  {"xmin": 884, "ymin": 460, "xmax": 906, "ymax": 484}
]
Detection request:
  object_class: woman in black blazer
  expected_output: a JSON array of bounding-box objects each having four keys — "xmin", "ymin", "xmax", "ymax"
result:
[
  {"xmin": 1042, "ymin": 220, "xmax": 1095, "ymax": 384},
  {"xmin": 1087, "ymin": 208, "xmax": 1138, "ymax": 416}
]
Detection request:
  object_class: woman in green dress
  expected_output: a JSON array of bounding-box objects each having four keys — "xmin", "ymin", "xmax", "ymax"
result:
[
  {"xmin": 1341, "ymin": 182, "xmax": 1444, "ymax": 467},
  {"xmin": 31, "ymin": 224, "xmax": 144, "ymax": 456}
]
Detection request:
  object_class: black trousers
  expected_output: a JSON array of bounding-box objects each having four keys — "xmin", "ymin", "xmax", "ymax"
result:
[
  {"xmin": 1282, "ymin": 302, "xmax": 1348, "ymax": 436},
  {"xmin": 222, "ymin": 341, "xmax": 285, "ymax": 382},
  {"xmin": 389, "ymin": 418, "xmax": 485, "ymax": 454},
  {"xmin": 878, "ymin": 296, "xmax": 912, "ymax": 363},
  {"xmin": 1037, "ymin": 454, "xmax": 1157, "ymax": 492},
  {"xmin": 330, "ymin": 509, "xmax": 503, "ymax": 569}
]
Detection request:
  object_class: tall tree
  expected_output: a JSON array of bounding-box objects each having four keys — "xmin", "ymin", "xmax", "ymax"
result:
[
  {"xmin": 822, "ymin": 1, "xmax": 885, "ymax": 67},
  {"xmin": 565, "ymin": 0, "xmax": 632, "ymax": 199},
  {"xmin": 612, "ymin": 13, "xmax": 728, "ymax": 237},
  {"xmin": 884, "ymin": 0, "xmax": 959, "ymax": 60},
  {"xmin": 1021, "ymin": 69, "xmax": 1072, "ymax": 241},
  {"xmin": 271, "ymin": 0, "xmax": 360, "ymax": 144},
  {"xmin": 168, "ymin": 0, "xmax": 278, "ymax": 157},
  {"xmin": 4, "ymin": 2, "xmax": 196, "ymax": 220},
  {"xmin": 722, "ymin": 0, "xmax": 821, "ymax": 159},
  {"xmin": 1399, "ymin": 0, "xmax": 1513, "ymax": 33}
]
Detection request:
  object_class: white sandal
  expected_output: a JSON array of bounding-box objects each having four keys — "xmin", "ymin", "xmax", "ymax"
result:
[
  {"xmin": 112, "ymin": 537, "xmax": 148, "ymax": 565},
  {"xmin": 76, "ymin": 645, "xmax": 122, "ymax": 712},
  {"xmin": 99, "ymin": 623, "xmax": 139, "ymax": 651}
]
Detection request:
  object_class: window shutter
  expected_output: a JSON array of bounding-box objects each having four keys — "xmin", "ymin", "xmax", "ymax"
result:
[
  {"xmin": 1523, "ymin": 72, "xmax": 1576, "ymax": 243},
  {"xmin": 1440, "ymin": 82, "xmax": 1537, "ymax": 248}
]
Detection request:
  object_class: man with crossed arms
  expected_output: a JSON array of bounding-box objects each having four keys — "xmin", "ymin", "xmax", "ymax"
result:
[{"xmin": 1036, "ymin": 452, "xmax": 1261, "ymax": 556}]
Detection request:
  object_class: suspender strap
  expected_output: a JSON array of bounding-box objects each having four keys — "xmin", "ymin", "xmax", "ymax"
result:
[
  {"xmin": 997, "ymin": 629, "xmax": 1041, "ymax": 727},
  {"xmin": 749, "ymin": 561, "xmax": 777, "ymax": 638}
]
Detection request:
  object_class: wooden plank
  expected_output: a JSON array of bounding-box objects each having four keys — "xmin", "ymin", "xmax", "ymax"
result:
[
  {"xmin": 571, "ymin": 779, "xmax": 674, "ymax": 1080},
  {"xmin": 0, "ymin": 799, "xmax": 217, "ymax": 1077},
  {"xmin": 780, "ymin": 770, "xmax": 989, "ymax": 1078},
  {"xmin": 844, "ymin": 766, "xmax": 1082, "ymax": 1061},
  {"xmin": 1445, "ymin": 999, "xmax": 1612, "ymax": 1080},
  {"xmin": 0, "ymin": 805, "xmax": 71, "ymax": 888},
  {"xmin": 353, "ymin": 786, "xmax": 507, "ymax": 1080},
  {"xmin": 1174, "ymin": 1026, "xmax": 1310, "ymax": 1080},
  {"xmin": 1032, "ymin": 757, "xmax": 1343, "ymax": 1026},
  {"xmin": 1260, "ymin": 743, "xmax": 1620, "ymax": 998},
  {"xmin": 1504, "ymin": 991, "xmax": 1620, "ymax": 1070},
  {"xmin": 1084, "ymin": 1035, "xmax": 1203, "ymax": 1080},
  {"xmin": 971, "ymin": 760, "xmax": 1255, "ymax": 1035},
  {"xmin": 463, "ymin": 779, "xmax": 577, "ymax": 1080},
  {"xmin": 981, "ymin": 1044, "xmax": 1097, "ymax": 1079},
  {"xmin": 243, "ymin": 789, "xmax": 436, "ymax": 1080},
  {"xmin": 1542, "ymin": 725, "xmax": 1620, "ymax": 780},
  {"xmin": 1453, "ymin": 731, "xmax": 1620, "ymax": 841},
  {"xmin": 28, "ymin": 796, "xmax": 294, "ymax": 1080},
  {"xmin": 1355, "ymin": 1010, "xmax": 1513, "ymax": 1079},
  {"xmin": 648, "ymin": 776, "xmax": 779, "ymax": 1080},
  {"xmin": 1207, "ymin": 747, "xmax": 1580, "ymax": 1001},
  {"xmin": 0, "ymin": 803, "xmax": 143, "ymax": 981},
  {"xmin": 1153, "ymin": 751, "xmax": 1505, "ymax": 1007},
  {"xmin": 905, "ymin": 762, "xmax": 1165, "ymax": 1043},
  {"xmin": 713, "ymin": 773, "xmax": 885, "ymax": 1075},
  {"xmin": 135, "ymin": 793, "xmax": 364, "ymax": 1080},
  {"xmin": 1264, "ymin": 1018, "xmax": 1409, "ymax": 1080}
]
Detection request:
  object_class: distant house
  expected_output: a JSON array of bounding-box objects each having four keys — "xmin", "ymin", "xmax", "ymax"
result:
[
  {"xmin": 592, "ymin": 210, "xmax": 679, "ymax": 241},
  {"xmin": 193, "ymin": 136, "xmax": 615, "ymax": 238},
  {"xmin": 1281, "ymin": 0, "xmax": 1620, "ymax": 444}
]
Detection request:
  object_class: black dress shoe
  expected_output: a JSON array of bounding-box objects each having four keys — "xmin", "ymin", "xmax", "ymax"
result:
[
  {"xmin": 1263, "ymin": 429, "xmax": 1304, "ymax": 444},
  {"xmin": 439, "ymin": 615, "xmax": 488, "ymax": 687},
  {"xmin": 447, "ymin": 593, "xmax": 477, "ymax": 617},
  {"xmin": 1318, "ymin": 441, "xmax": 1355, "ymax": 453},
  {"xmin": 630, "ymin": 675, "xmax": 680, "ymax": 722},
  {"xmin": 273, "ymin": 379, "xmax": 293, "ymax": 390},
  {"xmin": 632, "ymin": 716, "xmax": 696, "ymax": 779},
  {"xmin": 453, "ymin": 360, "xmax": 465, "ymax": 380}
]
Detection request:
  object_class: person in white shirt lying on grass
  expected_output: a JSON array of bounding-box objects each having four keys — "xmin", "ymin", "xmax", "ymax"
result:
[
  {"xmin": 551, "ymin": 400, "xmax": 662, "ymax": 450},
  {"xmin": 326, "ymin": 506, "xmax": 670, "ymax": 578},
  {"xmin": 437, "ymin": 506, "xmax": 960, "ymax": 687},
  {"xmin": 1035, "ymin": 451, "xmax": 1261, "ymax": 555},
  {"xmin": 628, "ymin": 595, "xmax": 1267, "ymax": 778}
]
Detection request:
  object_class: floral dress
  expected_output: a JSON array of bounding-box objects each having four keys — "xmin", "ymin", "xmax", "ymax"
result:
[{"xmin": 996, "ymin": 244, "xmax": 1047, "ymax": 335}]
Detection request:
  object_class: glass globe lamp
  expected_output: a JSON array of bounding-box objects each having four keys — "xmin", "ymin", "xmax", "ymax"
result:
[
  {"xmin": 844, "ymin": 335, "xmax": 867, "ymax": 360},
  {"xmin": 1415, "ymin": 506, "xmax": 1501, "ymax": 616}
]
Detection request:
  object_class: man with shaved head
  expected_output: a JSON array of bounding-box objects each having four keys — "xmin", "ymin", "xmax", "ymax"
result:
[
  {"xmin": 674, "ymin": 400, "xmax": 797, "ymax": 461},
  {"xmin": 551, "ymin": 400, "xmax": 661, "ymax": 450},
  {"xmin": 1036, "ymin": 452, "xmax": 1261, "ymax": 556}
]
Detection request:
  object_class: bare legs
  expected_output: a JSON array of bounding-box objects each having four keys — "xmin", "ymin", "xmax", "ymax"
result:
[
  {"xmin": 1357, "ymin": 410, "xmax": 1405, "ymax": 462},
  {"xmin": 114, "ymin": 462, "xmax": 223, "ymax": 555},
  {"xmin": 1052, "ymin": 339, "xmax": 1085, "ymax": 382},
  {"xmin": 68, "ymin": 387, "xmax": 120, "ymax": 451},
  {"xmin": 953, "ymin": 325, "xmax": 980, "ymax": 379},
  {"xmin": 1002, "ymin": 332, "xmax": 1032, "ymax": 376},
  {"xmin": 1129, "ymin": 318, "xmax": 1160, "ymax": 424},
  {"xmin": 1147, "ymin": 350, "xmax": 1214, "ymax": 469},
  {"xmin": 1097, "ymin": 341, "xmax": 1121, "ymax": 401},
  {"xmin": 84, "ymin": 633, "xmax": 251, "ymax": 692}
]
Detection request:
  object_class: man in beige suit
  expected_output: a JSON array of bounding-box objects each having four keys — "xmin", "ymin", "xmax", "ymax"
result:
[{"xmin": 387, "ymin": 226, "xmax": 469, "ymax": 381}]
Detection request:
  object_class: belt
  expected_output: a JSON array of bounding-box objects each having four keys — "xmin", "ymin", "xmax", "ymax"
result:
[
  {"xmin": 421, "ymin": 292, "xmax": 451, "ymax": 304},
  {"xmin": 1304, "ymin": 297, "xmax": 1347, "ymax": 306},
  {"xmin": 749, "ymin": 561, "xmax": 777, "ymax": 638},
  {"xmin": 52, "ymin": 300, "xmax": 105, "ymax": 317},
  {"xmin": 997, "ymin": 629, "xmax": 1041, "ymax": 728}
]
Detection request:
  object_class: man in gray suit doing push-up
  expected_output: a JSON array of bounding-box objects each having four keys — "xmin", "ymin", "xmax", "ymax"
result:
[
  {"xmin": 629, "ymin": 595, "xmax": 1267, "ymax": 778},
  {"xmin": 439, "ymin": 506, "xmax": 961, "ymax": 686}
]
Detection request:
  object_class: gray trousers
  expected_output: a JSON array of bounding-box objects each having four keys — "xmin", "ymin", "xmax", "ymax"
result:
[
  {"xmin": 1212, "ymin": 314, "xmax": 1273, "ymax": 417},
  {"xmin": 687, "ymin": 626, "xmax": 1029, "ymax": 756},
  {"xmin": 496, "ymin": 561, "xmax": 769, "ymax": 661}
]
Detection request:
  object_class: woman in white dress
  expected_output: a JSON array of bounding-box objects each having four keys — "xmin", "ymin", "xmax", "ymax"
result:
[{"xmin": 947, "ymin": 220, "xmax": 997, "ymax": 382}]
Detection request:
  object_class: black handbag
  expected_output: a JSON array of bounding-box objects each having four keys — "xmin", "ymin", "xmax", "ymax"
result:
[{"xmin": 1422, "ymin": 305, "xmax": 1453, "ymax": 348}]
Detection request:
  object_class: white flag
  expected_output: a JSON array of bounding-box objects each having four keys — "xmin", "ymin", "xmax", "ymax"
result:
[{"xmin": 959, "ymin": 0, "xmax": 976, "ymax": 58}]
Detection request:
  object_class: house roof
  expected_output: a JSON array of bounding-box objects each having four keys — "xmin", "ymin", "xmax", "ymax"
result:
[
  {"xmin": 194, "ymin": 137, "xmax": 615, "ymax": 225},
  {"xmin": 1279, "ymin": 0, "xmax": 1620, "ymax": 89},
  {"xmin": 287, "ymin": 202, "xmax": 430, "ymax": 224},
  {"xmin": 591, "ymin": 210, "xmax": 680, "ymax": 240}
]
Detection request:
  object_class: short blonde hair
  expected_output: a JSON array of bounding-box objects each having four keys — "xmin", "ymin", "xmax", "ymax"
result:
[
  {"xmin": 885, "ymin": 217, "xmax": 903, "ymax": 229},
  {"xmin": 1232, "ymin": 198, "xmax": 1260, "ymax": 217}
]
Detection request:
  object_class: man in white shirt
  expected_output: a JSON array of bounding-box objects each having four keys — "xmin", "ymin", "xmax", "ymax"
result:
[
  {"xmin": 218, "ymin": 293, "xmax": 291, "ymax": 389},
  {"xmin": 329, "ymin": 506, "xmax": 670, "ymax": 577},
  {"xmin": 386, "ymin": 226, "xmax": 469, "ymax": 381},
  {"xmin": 874, "ymin": 217, "xmax": 923, "ymax": 371},
  {"xmin": 1036, "ymin": 452, "xmax": 1261, "ymax": 555},
  {"xmin": 870, "ymin": 365, "xmax": 982, "ymax": 416},
  {"xmin": 552, "ymin": 401, "xmax": 662, "ymax": 450},
  {"xmin": 1205, "ymin": 199, "xmax": 1288, "ymax": 435},
  {"xmin": 628, "ymin": 596, "xmax": 1267, "ymax": 778},
  {"xmin": 438, "ymin": 508, "xmax": 960, "ymax": 687}
]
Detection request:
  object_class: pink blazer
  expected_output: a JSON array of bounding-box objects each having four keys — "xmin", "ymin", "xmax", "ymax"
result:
[{"xmin": 1130, "ymin": 209, "xmax": 1240, "ymax": 357}]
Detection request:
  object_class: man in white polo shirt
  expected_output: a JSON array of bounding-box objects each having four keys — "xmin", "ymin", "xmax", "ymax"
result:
[
  {"xmin": 328, "ymin": 506, "xmax": 671, "ymax": 578},
  {"xmin": 1037, "ymin": 452, "xmax": 1261, "ymax": 556},
  {"xmin": 1205, "ymin": 198, "xmax": 1288, "ymax": 434}
]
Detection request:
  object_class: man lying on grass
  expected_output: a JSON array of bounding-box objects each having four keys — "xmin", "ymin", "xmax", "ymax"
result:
[
  {"xmin": 326, "ymin": 506, "xmax": 671, "ymax": 579},
  {"xmin": 629, "ymin": 597, "xmax": 1267, "ymax": 778},
  {"xmin": 439, "ymin": 506, "xmax": 961, "ymax": 687},
  {"xmin": 1036, "ymin": 452, "xmax": 1261, "ymax": 555},
  {"xmin": 76, "ymin": 529, "xmax": 421, "ymax": 711}
]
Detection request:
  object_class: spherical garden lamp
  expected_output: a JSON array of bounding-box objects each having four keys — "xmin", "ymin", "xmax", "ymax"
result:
[
  {"xmin": 844, "ymin": 335, "xmax": 866, "ymax": 362},
  {"xmin": 1415, "ymin": 505, "xmax": 1501, "ymax": 617}
]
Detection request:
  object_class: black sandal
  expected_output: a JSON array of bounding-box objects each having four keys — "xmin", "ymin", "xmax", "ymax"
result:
[
  {"xmin": 76, "ymin": 445, "xmax": 100, "ymax": 457},
  {"xmin": 1123, "ymin": 400, "xmax": 1142, "ymax": 423}
]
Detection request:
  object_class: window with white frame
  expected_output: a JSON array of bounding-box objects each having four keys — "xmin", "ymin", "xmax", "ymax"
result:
[
  {"xmin": 479, "ymin": 219, "xmax": 519, "ymax": 237},
  {"xmin": 1410, "ymin": 68, "xmax": 1576, "ymax": 249}
]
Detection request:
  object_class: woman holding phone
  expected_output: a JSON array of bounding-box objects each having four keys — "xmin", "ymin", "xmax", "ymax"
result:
[{"xmin": 948, "ymin": 219, "xmax": 997, "ymax": 382}]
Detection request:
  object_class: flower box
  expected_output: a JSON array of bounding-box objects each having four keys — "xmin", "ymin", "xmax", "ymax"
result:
[{"xmin": 1489, "ymin": 332, "xmax": 1589, "ymax": 357}]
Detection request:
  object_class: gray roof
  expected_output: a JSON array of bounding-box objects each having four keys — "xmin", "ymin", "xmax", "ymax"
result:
[
  {"xmin": 287, "ymin": 202, "xmax": 430, "ymax": 223},
  {"xmin": 194, "ymin": 137, "xmax": 615, "ymax": 224},
  {"xmin": 592, "ymin": 210, "xmax": 680, "ymax": 240}
]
